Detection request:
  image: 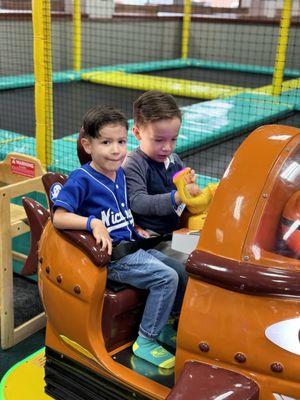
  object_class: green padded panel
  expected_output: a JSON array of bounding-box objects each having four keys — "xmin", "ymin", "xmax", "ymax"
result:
[
  {"xmin": 197, "ymin": 174, "xmax": 219, "ymax": 187},
  {"xmin": 123, "ymin": 58, "xmax": 192, "ymax": 73},
  {"xmin": 0, "ymin": 74, "xmax": 35, "ymax": 90},
  {"xmin": 51, "ymin": 92, "xmax": 292, "ymax": 173},
  {"xmin": 50, "ymin": 137, "xmax": 81, "ymax": 174},
  {"xmin": 0, "ymin": 129, "xmax": 28, "ymax": 142},
  {"xmin": 175, "ymin": 93, "xmax": 293, "ymax": 152},
  {"xmin": 189, "ymin": 58, "xmax": 300, "ymax": 78},
  {"xmin": 279, "ymin": 89, "xmax": 300, "ymax": 111},
  {"xmin": 0, "ymin": 71, "xmax": 83, "ymax": 90},
  {"xmin": 0, "ymin": 131, "xmax": 36, "ymax": 160}
]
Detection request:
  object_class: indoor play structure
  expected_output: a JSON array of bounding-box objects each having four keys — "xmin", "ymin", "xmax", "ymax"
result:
[{"xmin": 2, "ymin": 124, "xmax": 300, "ymax": 399}]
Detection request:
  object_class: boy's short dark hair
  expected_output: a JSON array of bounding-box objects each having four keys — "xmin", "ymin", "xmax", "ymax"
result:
[
  {"xmin": 133, "ymin": 90, "xmax": 182, "ymax": 125},
  {"xmin": 82, "ymin": 105, "xmax": 128, "ymax": 139}
]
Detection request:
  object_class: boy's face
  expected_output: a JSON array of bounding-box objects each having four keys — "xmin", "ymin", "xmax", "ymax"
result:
[
  {"xmin": 133, "ymin": 117, "xmax": 181, "ymax": 163},
  {"xmin": 81, "ymin": 124, "xmax": 127, "ymax": 179}
]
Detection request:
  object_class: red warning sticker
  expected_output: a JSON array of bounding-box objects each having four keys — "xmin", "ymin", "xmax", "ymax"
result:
[{"xmin": 10, "ymin": 157, "xmax": 35, "ymax": 178}]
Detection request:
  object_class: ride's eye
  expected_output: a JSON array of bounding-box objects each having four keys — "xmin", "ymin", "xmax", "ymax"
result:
[
  {"xmin": 102, "ymin": 140, "xmax": 110, "ymax": 145},
  {"xmin": 119, "ymin": 139, "xmax": 127, "ymax": 144},
  {"xmin": 154, "ymin": 139, "xmax": 163, "ymax": 143},
  {"xmin": 265, "ymin": 317, "xmax": 300, "ymax": 356}
]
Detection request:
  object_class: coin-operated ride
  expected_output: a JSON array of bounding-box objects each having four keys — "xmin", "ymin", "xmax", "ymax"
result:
[{"xmin": 18, "ymin": 125, "xmax": 300, "ymax": 399}]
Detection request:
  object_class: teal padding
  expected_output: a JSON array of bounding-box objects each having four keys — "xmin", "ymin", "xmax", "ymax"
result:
[
  {"xmin": 189, "ymin": 58, "xmax": 300, "ymax": 78},
  {"xmin": 0, "ymin": 88, "xmax": 294, "ymax": 175},
  {"xmin": 280, "ymin": 89, "xmax": 300, "ymax": 111},
  {"xmin": 0, "ymin": 129, "xmax": 27, "ymax": 141},
  {"xmin": 80, "ymin": 59, "xmax": 193, "ymax": 74},
  {"xmin": 53, "ymin": 70, "xmax": 82, "ymax": 82},
  {"xmin": 175, "ymin": 93, "xmax": 293, "ymax": 153},
  {"xmin": 50, "ymin": 93, "xmax": 292, "ymax": 174},
  {"xmin": 80, "ymin": 58, "xmax": 300, "ymax": 77},
  {"xmin": 0, "ymin": 131, "xmax": 36, "ymax": 160},
  {"xmin": 49, "ymin": 137, "xmax": 81, "ymax": 174},
  {"xmin": 197, "ymin": 174, "xmax": 219, "ymax": 187},
  {"xmin": 0, "ymin": 74, "xmax": 35, "ymax": 90},
  {"xmin": 0, "ymin": 71, "xmax": 83, "ymax": 90},
  {"xmin": 122, "ymin": 58, "xmax": 193, "ymax": 73},
  {"xmin": 79, "ymin": 58, "xmax": 300, "ymax": 77}
]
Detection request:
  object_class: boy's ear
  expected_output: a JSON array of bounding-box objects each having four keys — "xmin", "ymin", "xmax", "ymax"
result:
[
  {"xmin": 132, "ymin": 125, "xmax": 141, "ymax": 140},
  {"xmin": 81, "ymin": 137, "xmax": 92, "ymax": 154}
]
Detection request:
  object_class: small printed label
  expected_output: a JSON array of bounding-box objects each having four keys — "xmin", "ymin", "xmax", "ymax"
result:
[
  {"xmin": 175, "ymin": 202, "xmax": 186, "ymax": 217},
  {"xmin": 10, "ymin": 157, "xmax": 35, "ymax": 178}
]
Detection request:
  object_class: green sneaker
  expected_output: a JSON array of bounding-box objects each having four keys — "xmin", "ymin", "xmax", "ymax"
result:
[
  {"xmin": 157, "ymin": 323, "xmax": 177, "ymax": 349},
  {"xmin": 132, "ymin": 336, "xmax": 175, "ymax": 369}
]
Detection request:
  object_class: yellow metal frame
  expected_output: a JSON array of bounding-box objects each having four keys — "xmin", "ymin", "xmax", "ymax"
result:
[
  {"xmin": 181, "ymin": 0, "xmax": 191, "ymax": 59},
  {"xmin": 73, "ymin": 0, "xmax": 82, "ymax": 71},
  {"xmin": 32, "ymin": 0, "xmax": 53, "ymax": 168},
  {"xmin": 253, "ymin": 76, "xmax": 300, "ymax": 96},
  {"xmin": 81, "ymin": 70, "xmax": 247, "ymax": 100},
  {"xmin": 272, "ymin": 0, "xmax": 292, "ymax": 96}
]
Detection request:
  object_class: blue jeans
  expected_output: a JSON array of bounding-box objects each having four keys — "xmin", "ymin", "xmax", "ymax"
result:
[{"xmin": 107, "ymin": 248, "xmax": 188, "ymax": 340}]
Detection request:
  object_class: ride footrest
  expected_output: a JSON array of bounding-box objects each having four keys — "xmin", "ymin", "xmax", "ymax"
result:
[{"xmin": 166, "ymin": 361, "xmax": 259, "ymax": 399}]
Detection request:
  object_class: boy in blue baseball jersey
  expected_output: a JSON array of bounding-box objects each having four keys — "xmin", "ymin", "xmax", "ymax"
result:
[{"xmin": 53, "ymin": 105, "xmax": 187, "ymax": 369}]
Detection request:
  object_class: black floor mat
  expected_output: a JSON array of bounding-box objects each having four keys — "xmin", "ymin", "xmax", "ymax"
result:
[{"xmin": 13, "ymin": 274, "xmax": 44, "ymax": 328}]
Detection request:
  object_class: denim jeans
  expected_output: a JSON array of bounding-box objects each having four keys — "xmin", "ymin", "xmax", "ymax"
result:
[{"xmin": 107, "ymin": 248, "xmax": 188, "ymax": 340}]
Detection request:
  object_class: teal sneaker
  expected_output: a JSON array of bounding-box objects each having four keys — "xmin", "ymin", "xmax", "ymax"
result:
[
  {"xmin": 130, "ymin": 354, "xmax": 173, "ymax": 377},
  {"xmin": 132, "ymin": 336, "xmax": 175, "ymax": 369},
  {"xmin": 157, "ymin": 322, "xmax": 177, "ymax": 349}
]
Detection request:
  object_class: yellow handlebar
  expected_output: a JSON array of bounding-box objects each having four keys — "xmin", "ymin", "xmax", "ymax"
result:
[{"xmin": 173, "ymin": 168, "xmax": 218, "ymax": 214}]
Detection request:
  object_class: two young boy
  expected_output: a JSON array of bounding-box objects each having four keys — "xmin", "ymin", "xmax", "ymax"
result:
[{"xmin": 53, "ymin": 92, "xmax": 200, "ymax": 369}]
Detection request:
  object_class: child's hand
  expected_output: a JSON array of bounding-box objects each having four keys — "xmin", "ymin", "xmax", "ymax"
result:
[
  {"xmin": 185, "ymin": 182, "xmax": 202, "ymax": 197},
  {"xmin": 135, "ymin": 225, "xmax": 150, "ymax": 238},
  {"xmin": 90, "ymin": 218, "xmax": 112, "ymax": 255},
  {"xmin": 185, "ymin": 169, "xmax": 201, "ymax": 197},
  {"xmin": 189, "ymin": 169, "xmax": 197, "ymax": 183}
]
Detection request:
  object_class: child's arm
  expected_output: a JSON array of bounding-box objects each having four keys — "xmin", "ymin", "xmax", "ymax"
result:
[
  {"xmin": 53, "ymin": 207, "xmax": 112, "ymax": 255},
  {"xmin": 123, "ymin": 155, "xmax": 200, "ymax": 215},
  {"xmin": 123, "ymin": 156, "xmax": 180, "ymax": 216}
]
